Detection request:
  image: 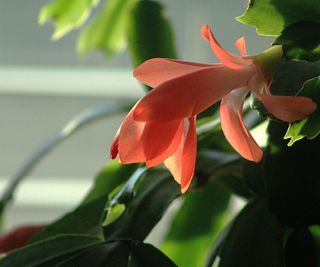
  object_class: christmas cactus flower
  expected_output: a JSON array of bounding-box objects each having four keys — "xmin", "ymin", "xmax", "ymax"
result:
[{"xmin": 110, "ymin": 24, "xmax": 316, "ymax": 193}]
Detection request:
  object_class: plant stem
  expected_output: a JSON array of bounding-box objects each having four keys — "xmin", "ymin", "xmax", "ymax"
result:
[{"xmin": 0, "ymin": 101, "xmax": 132, "ymax": 213}]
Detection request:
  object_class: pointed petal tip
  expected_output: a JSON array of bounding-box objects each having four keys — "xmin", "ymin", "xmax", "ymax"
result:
[
  {"xmin": 261, "ymin": 94, "xmax": 318, "ymax": 123},
  {"xmin": 235, "ymin": 36, "xmax": 247, "ymax": 56},
  {"xmin": 200, "ymin": 24, "xmax": 211, "ymax": 41},
  {"xmin": 245, "ymin": 149, "xmax": 263, "ymax": 163},
  {"xmin": 180, "ymin": 176, "xmax": 193, "ymax": 194},
  {"xmin": 110, "ymin": 152, "xmax": 117, "ymax": 160},
  {"xmin": 180, "ymin": 185, "xmax": 188, "ymax": 194},
  {"xmin": 200, "ymin": 24, "xmax": 249, "ymax": 69},
  {"xmin": 110, "ymin": 135, "xmax": 120, "ymax": 159},
  {"xmin": 110, "ymin": 145, "xmax": 119, "ymax": 159}
]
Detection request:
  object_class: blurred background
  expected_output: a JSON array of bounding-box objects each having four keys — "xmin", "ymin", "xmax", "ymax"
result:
[{"xmin": 0, "ymin": 0, "xmax": 273, "ymax": 229}]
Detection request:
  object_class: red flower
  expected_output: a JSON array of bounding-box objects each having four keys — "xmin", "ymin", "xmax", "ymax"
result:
[
  {"xmin": 111, "ymin": 24, "xmax": 316, "ymax": 193},
  {"xmin": 0, "ymin": 225, "xmax": 45, "ymax": 253}
]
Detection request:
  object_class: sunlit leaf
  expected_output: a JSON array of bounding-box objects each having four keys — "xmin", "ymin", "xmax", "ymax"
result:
[
  {"xmin": 274, "ymin": 21, "xmax": 320, "ymax": 62},
  {"xmin": 39, "ymin": 0, "xmax": 99, "ymax": 40},
  {"xmin": 32, "ymin": 162, "xmax": 138, "ymax": 242},
  {"xmin": 237, "ymin": 0, "xmax": 320, "ymax": 36},
  {"xmin": 77, "ymin": 0, "xmax": 138, "ymax": 55},
  {"xmin": 284, "ymin": 76, "xmax": 320, "ymax": 146},
  {"xmin": 103, "ymin": 168, "xmax": 180, "ymax": 241},
  {"xmin": 161, "ymin": 181, "xmax": 230, "ymax": 267}
]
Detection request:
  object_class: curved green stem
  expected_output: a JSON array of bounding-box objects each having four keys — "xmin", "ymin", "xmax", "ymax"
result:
[{"xmin": 0, "ymin": 101, "xmax": 133, "ymax": 213}]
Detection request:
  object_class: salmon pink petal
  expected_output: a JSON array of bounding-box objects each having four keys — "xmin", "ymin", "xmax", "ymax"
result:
[
  {"xmin": 134, "ymin": 58, "xmax": 214, "ymax": 88},
  {"xmin": 259, "ymin": 94, "xmax": 317, "ymax": 122},
  {"xmin": 200, "ymin": 24, "xmax": 251, "ymax": 69},
  {"xmin": 220, "ymin": 88, "xmax": 263, "ymax": 162},
  {"xmin": 164, "ymin": 117, "xmax": 197, "ymax": 193},
  {"xmin": 164, "ymin": 143, "xmax": 183, "ymax": 185},
  {"xmin": 110, "ymin": 130, "xmax": 120, "ymax": 159},
  {"xmin": 235, "ymin": 37, "xmax": 247, "ymax": 56},
  {"xmin": 180, "ymin": 116, "xmax": 197, "ymax": 193},
  {"xmin": 134, "ymin": 66, "xmax": 254, "ymax": 122},
  {"xmin": 118, "ymin": 106, "xmax": 146, "ymax": 164},
  {"xmin": 145, "ymin": 120, "xmax": 184, "ymax": 167},
  {"xmin": 142, "ymin": 119, "xmax": 183, "ymax": 163}
]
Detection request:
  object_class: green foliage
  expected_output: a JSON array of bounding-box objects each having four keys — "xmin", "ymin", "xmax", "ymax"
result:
[
  {"xmin": 81, "ymin": 162, "xmax": 138, "ymax": 205},
  {"xmin": 252, "ymin": 60, "xmax": 320, "ymax": 137},
  {"xmin": 197, "ymin": 151, "xmax": 252, "ymax": 198},
  {"xmin": 274, "ymin": 21, "xmax": 320, "ymax": 62},
  {"xmin": 39, "ymin": 0, "xmax": 98, "ymax": 40},
  {"xmin": 78, "ymin": 0, "xmax": 138, "ymax": 55},
  {"xmin": 32, "ymin": 162, "xmax": 138, "ymax": 242},
  {"xmin": 284, "ymin": 76, "xmax": 320, "ymax": 146},
  {"xmin": 53, "ymin": 241, "xmax": 177, "ymax": 267},
  {"xmin": 285, "ymin": 228, "xmax": 316, "ymax": 267},
  {"xmin": 17, "ymin": 0, "xmax": 320, "ymax": 266},
  {"xmin": 237, "ymin": 0, "xmax": 320, "ymax": 36},
  {"xmin": 129, "ymin": 242, "xmax": 177, "ymax": 267},
  {"xmin": 266, "ymin": 121, "xmax": 320, "ymax": 227},
  {"xmin": 217, "ymin": 198, "xmax": 285, "ymax": 267},
  {"xmin": 0, "ymin": 234, "xmax": 102, "ymax": 267},
  {"xmin": 161, "ymin": 181, "xmax": 230, "ymax": 267},
  {"xmin": 311, "ymin": 226, "xmax": 320, "ymax": 267},
  {"xmin": 103, "ymin": 168, "xmax": 180, "ymax": 241},
  {"xmin": 271, "ymin": 60, "xmax": 320, "ymax": 96},
  {"xmin": 127, "ymin": 1, "xmax": 177, "ymax": 68},
  {"xmin": 0, "ymin": 235, "xmax": 177, "ymax": 267},
  {"xmin": 56, "ymin": 241, "xmax": 130, "ymax": 267}
]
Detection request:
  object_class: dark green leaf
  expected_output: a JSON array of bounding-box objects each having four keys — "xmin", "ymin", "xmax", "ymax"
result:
[
  {"xmin": 217, "ymin": 198, "xmax": 285, "ymax": 267},
  {"xmin": 78, "ymin": 0, "xmax": 138, "ymax": 55},
  {"xmin": 161, "ymin": 181, "xmax": 230, "ymax": 267},
  {"xmin": 0, "ymin": 234, "xmax": 101, "ymax": 267},
  {"xmin": 237, "ymin": 0, "xmax": 320, "ymax": 36},
  {"xmin": 266, "ymin": 121, "xmax": 320, "ymax": 227},
  {"xmin": 103, "ymin": 169, "xmax": 180, "ymax": 241},
  {"xmin": 284, "ymin": 76, "xmax": 320, "ymax": 145},
  {"xmin": 310, "ymin": 226, "xmax": 320, "ymax": 267},
  {"xmin": 127, "ymin": 0, "xmax": 177, "ymax": 68},
  {"xmin": 242, "ymin": 160, "xmax": 266, "ymax": 195},
  {"xmin": 39, "ymin": 0, "xmax": 98, "ymax": 39},
  {"xmin": 271, "ymin": 60, "xmax": 320, "ymax": 96},
  {"xmin": 56, "ymin": 242, "xmax": 129, "ymax": 267},
  {"xmin": 196, "ymin": 150, "xmax": 252, "ymax": 198},
  {"xmin": 285, "ymin": 228, "xmax": 316, "ymax": 267},
  {"xmin": 130, "ymin": 242, "xmax": 177, "ymax": 267},
  {"xmin": 58, "ymin": 240, "xmax": 177, "ymax": 267},
  {"xmin": 32, "ymin": 162, "xmax": 138, "ymax": 242},
  {"xmin": 274, "ymin": 21, "xmax": 320, "ymax": 62}
]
